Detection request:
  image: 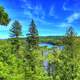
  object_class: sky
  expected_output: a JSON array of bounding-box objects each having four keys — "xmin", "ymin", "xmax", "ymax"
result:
[{"xmin": 0, "ymin": 0, "xmax": 80, "ymax": 38}]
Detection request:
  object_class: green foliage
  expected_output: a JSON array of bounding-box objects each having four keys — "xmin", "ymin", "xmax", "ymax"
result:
[
  {"xmin": 52, "ymin": 26, "xmax": 80, "ymax": 80},
  {"xmin": 26, "ymin": 19, "xmax": 39, "ymax": 50},
  {"xmin": 10, "ymin": 20, "xmax": 22, "ymax": 38},
  {"xmin": 9, "ymin": 20, "xmax": 22, "ymax": 54},
  {"xmin": 0, "ymin": 5, "xmax": 80, "ymax": 80},
  {"xmin": 0, "ymin": 6, "xmax": 10, "ymax": 26},
  {"xmin": 0, "ymin": 41, "xmax": 48, "ymax": 80},
  {"xmin": 39, "ymin": 36, "xmax": 63, "ymax": 45}
]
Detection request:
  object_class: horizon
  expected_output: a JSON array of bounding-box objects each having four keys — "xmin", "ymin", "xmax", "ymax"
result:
[{"xmin": 0, "ymin": 0, "xmax": 80, "ymax": 39}]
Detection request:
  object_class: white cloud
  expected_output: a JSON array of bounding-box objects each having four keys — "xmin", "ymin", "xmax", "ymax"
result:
[
  {"xmin": 21, "ymin": 1, "xmax": 57, "ymax": 26},
  {"xmin": 59, "ymin": 22, "xmax": 71, "ymax": 28},
  {"xmin": 49, "ymin": 6, "xmax": 55, "ymax": 16},
  {"xmin": 22, "ymin": 3, "xmax": 46, "ymax": 22},
  {"xmin": 49, "ymin": 5, "xmax": 58, "ymax": 18},
  {"xmin": 58, "ymin": 12, "xmax": 80, "ymax": 28},
  {"xmin": 33, "ymin": 5, "xmax": 45, "ymax": 17},
  {"xmin": 21, "ymin": 0, "xmax": 45, "ymax": 19},
  {"xmin": 21, "ymin": 1, "xmax": 33, "ymax": 19},
  {"xmin": 21, "ymin": 0, "xmax": 46, "ymax": 20},
  {"xmin": 21, "ymin": 2, "xmax": 33, "ymax": 10},
  {"xmin": 24, "ymin": 10, "xmax": 33, "ymax": 18},
  {"xmin": 62, "ymin": 1, "xmax": 80, "ymax": 12},
  {"xmin": 59, "ymin": 23, "xmax": 67, "ymax": 27},
  {"xmin": 26, "ymin": 4, "xmax": 33, "ymax": 10},
  {"xmin": 63, "ymin": 2, "xmax": 71, "ymax": 11},
  {"xmin": 67, "ymin": 12, "xmax": 80, "ymax": 23}
]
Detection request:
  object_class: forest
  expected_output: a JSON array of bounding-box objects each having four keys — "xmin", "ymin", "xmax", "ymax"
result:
[{"xmin": 0, "ymin": 5, "xmax": 80, "ymax": 80}]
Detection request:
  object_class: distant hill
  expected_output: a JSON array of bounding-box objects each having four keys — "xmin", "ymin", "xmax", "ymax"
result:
[{"xmin": 1, "ymin": 36, "xmax": 80, "ymax": 45}]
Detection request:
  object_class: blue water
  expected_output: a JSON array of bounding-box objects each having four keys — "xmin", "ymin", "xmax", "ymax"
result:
[
  {"xmin": 39, "ymin": 42, "xmax": 53, "ymax": 48},
  {"xmin": 39, "ymin": 42, "xmax": 64, "ymax": 49}
]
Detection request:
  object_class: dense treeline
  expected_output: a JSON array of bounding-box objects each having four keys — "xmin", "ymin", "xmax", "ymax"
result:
[
  {"xmin": 39, "ymin": 36, "xmax": 64, "ymax": 45},
  {"xmin": 0, "ymin": 6, "xmax": 80, "ymax": 80}
]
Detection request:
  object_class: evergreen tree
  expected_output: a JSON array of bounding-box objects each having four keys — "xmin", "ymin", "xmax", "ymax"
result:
[
  {"xmin": 10, "ymin": 20, "xmax": 22, "ymax": 38},
  {"xmin": 60, "ymin": 26, "xmax": 78, "ymax": 80},
  {"xmin": 25, "ymin": 19, "xmax": 38, "ymax": 79},
  {"xmin": 9, "ymin": 20, "xmax": 22, "ymax": 55},
  {"xmin": 26, "ymin": 19, "xmax": 39, "ymax": 50}
]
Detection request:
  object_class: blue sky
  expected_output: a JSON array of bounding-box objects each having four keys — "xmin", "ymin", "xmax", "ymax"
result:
[{"xmin": 0, "ymin": 0, "xmax": 80, "ymax": 38}]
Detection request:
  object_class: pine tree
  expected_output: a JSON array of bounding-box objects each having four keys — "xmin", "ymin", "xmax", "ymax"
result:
[
  {"xmin": 26, "ymin": 19, "xmax": 39, "ymax": 50},
  {"xmin": 60, "ymin": 26, "xmax": 78, "ymax": 80},
  {"xmin": 25, "ymin": 20, "xmax": 41, "ymax": 79},
  {"xmin": 9, "ymin": 20, "xmax": 22, "ymax": 55}
]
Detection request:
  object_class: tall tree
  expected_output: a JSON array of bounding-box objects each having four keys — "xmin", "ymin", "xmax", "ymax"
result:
[
  {"xmin": 9, "ymin": 20, "xmax": 22, "ymax": 55},
  {"xmin": 0, "ymin": 6, "xmax": 10, "ymax": 26},
  {"xmin": 26, "ymin": 19, "xmax": 39, "ymax": 50},
  {"xmin": 25, "ymin": 19, "xmax": 39, "ymax": 79},
  {"xmin": 59, "ymin": 26, "xmax": 78, "ymax": 80}
]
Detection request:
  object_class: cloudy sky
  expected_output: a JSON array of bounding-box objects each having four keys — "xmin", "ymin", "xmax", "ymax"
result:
[{"xmin": 0, "ymin": 0, "xmax": 80, "ymax": 38}]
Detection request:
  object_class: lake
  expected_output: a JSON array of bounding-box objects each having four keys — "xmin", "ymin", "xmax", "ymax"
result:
[{"xmin": 39, "ymin": 42, "xmax": 64, "ymax": 50}]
